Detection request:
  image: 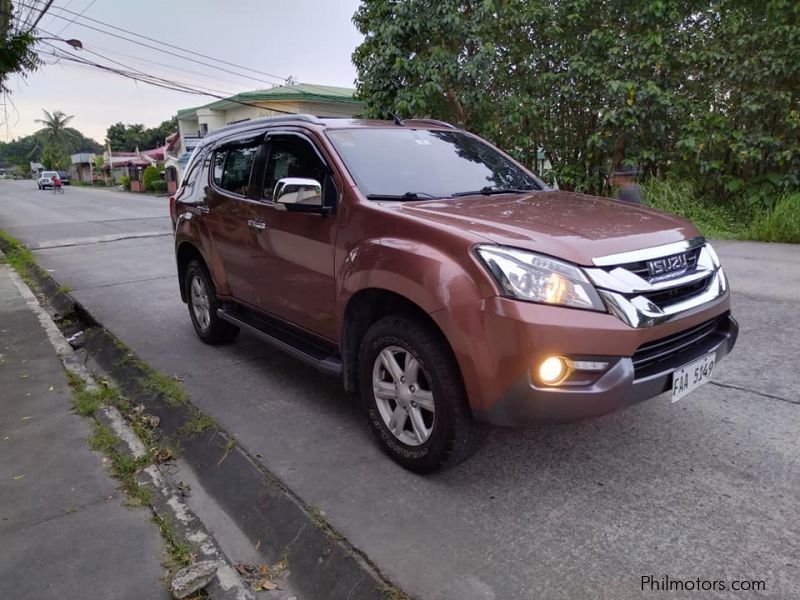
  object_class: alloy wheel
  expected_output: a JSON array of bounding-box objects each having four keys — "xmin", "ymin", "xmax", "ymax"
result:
[
  {"xmin": 190, "ymin": 275, "xmax": 211, "ymax": 331},
  {"xmin": 372, "ymin": 346, "xmax": 436, "ymax": 446}
]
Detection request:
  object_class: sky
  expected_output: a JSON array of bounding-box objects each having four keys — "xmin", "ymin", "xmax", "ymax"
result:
[{"xmin": 3, "ymin": 0, "xmax": 364, "ymax": 142}]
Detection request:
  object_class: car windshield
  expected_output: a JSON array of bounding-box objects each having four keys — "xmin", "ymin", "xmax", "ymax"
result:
[
  {"xmin": 43, "ymin": 172, "xmax": 57, "ymax": 177},
  {"xmin": 326, "ymin": 128, "xmax": 540, "ymax": 199}
]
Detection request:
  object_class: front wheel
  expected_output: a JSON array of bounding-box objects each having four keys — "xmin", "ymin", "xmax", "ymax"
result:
[
  {"xmin": 185, "ymin": 260, "xmax": 239, "ymax": 344},
  {"xmin": 358, "ymin": 315, "xmax": 479, "ymax": 473}
]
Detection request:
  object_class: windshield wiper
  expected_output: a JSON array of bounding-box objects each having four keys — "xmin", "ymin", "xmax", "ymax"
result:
[
  {"xmin": 452, "ymin": 186, "xmax": 537, "ymax": 197},
  {"xmin": 366, "ymin": 192, "xmax": 442, "ymax": 201}
]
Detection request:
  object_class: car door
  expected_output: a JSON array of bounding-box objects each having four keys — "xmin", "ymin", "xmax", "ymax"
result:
[
  {"xmin": 201, "ymin": 138, "xmax": 263, "ymax": 301},
  {"xmin": 245, "ymin": 131, "xmax": 339, "ymax": 341}
]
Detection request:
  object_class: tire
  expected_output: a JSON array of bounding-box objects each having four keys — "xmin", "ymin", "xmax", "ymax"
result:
[
  {"xmin": 184, "ymin": 260, "xmax": 239, "ymax": 344},
  {"xmin": 358, "ymin": 315, "xmax": 479, "ymax": 473}
]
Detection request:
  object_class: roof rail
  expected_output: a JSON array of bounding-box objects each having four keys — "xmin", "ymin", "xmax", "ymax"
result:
[
  {"xmin": 208, "ymin": 114, "xmax": 325, "ymax": 137},
  {"xmin": 402, "ymin": 118, "xmax": 458, "ymax": 129}
]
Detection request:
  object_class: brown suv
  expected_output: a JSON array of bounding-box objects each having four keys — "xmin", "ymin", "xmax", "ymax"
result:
[{"xmin": 170, "ymin": 115, "xmax": 737, "ymax": 472}]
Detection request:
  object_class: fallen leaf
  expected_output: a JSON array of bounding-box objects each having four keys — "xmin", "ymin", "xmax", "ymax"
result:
[
  {"xmin": 21, "ymin": 416, "xmax": 31, "ymax": 421},
  {"xmin": 49, "ymin": 385, "xmax": 54, "ymax": 391},
  {"xmin": 13, "ymin": 474, "xmax": 26, "ymax": 480},
  {"xmin": 255, "ymin": 579, "xmax": 277, "ymax": 591}
]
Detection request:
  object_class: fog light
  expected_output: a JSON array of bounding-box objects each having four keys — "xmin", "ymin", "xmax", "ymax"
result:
[{"xmin": 538, "ymin": 356, "xmax": 568, "ymax": 385}]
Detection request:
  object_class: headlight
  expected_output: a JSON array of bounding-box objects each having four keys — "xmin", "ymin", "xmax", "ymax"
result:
[{"xmin": 475, "ymin": 245, "xmax": 605, "ymax": 311}]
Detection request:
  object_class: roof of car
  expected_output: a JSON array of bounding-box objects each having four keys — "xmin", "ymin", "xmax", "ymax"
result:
[{"xmin": 196, "ymin": 115, "xmax": 459, "ymax": 147}]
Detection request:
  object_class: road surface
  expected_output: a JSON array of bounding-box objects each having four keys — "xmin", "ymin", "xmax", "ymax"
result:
[{"xmin": 1, "ymin": 179, "xmax": 797, "ymax": 599}]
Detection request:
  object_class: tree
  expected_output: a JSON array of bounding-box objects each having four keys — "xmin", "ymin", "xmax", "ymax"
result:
[
  {"xmin": 352, "ymin": 0, "xmax": 800, "ymax": 201},
  {"xmin": 1, "ymin": 0, "xmax": 40, "ymax": 99},
  {"xmin": 105, "ymin": 117, "xmax": 178, "ymax": 151},
  {"xmin": 41, "ymin": 141, "xmax": 70, "ymax": 170},
  {"xmin": 35, "ymin": 109, "xmax": 75, "ymax": 146}
]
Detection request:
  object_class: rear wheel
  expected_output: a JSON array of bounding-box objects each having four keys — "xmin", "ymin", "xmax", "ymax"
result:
[
  {"xmin": 358, "ymin": 315, "xmax": 479, "ymax": 473},
  {"xmin": 185, "ymin": 260, "xmax": 239, "ymax": 344}
]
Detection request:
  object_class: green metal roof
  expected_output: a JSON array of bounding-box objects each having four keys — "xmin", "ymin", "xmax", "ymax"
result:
[{"xmin": 176, "ymin": 83, "xmax": 360, "ymax": 118}]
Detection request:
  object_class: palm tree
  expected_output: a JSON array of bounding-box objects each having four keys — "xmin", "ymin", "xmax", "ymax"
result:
[
  {"xmin": 35, "ymin": 110, "xmax": 75, "ymax": 170},
  {"xmin": 35, "ymin": 109, "xmax": 74, "ymax": 145}
]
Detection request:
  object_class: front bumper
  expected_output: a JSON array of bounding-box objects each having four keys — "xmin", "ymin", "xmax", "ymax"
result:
[{"xmin": 478, "ymin": 314, "xmax": 738, "ymax": 425}]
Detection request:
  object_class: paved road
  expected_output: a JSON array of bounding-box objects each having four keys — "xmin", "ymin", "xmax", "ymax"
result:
[{"xmin": 2, "ymin": 180, "xmax": 798, "ymax": 599}]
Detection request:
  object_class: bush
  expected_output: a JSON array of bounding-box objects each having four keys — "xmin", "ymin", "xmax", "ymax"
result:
[
  {"xmin": 748, "ymin": 193, "xmax": 800, "ymax": 243},
  {"xmin": 148, "ymin": 180, "xmax": 168, "ymax": 194},
  {"xmin": 142, "ymin": 166, "xmax": 161, "ymax": 189},
  {"xmin": 641, "ymin": 179, "xmax": 747, "ymax": 239},
  {"xmin": 119, "ymin": 175, "xmax": 130, "ymax": 191}
]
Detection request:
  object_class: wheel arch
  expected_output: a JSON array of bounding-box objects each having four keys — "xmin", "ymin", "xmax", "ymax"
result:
[
  {"xmin": 340, "ymin": 288, "xmax": 463, "ymax": 395},
  {"xmin": 176, "ymin": 242, "xmax": 206, "ymax": 303}
]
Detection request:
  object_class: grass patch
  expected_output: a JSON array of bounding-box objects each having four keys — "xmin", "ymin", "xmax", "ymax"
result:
[
  {"xmin": 65, "ymin": 369, "xmax": 121, "ymax": 416},
  {"xmin": 0, "ymin": 229, "xmax": 38, "ymax": 285},
  {"xmin": 642, "ymin": 179, "xmax": 746, "ymax": 239},
  {"xmin": 154, "ymin": 512, "xmax": 195, "ymax": 568},
  {"xmin": 89, "ymin": 421, "xmax": 153, "ymax": 506},
  {"xmin": 747, "ymin": 192, "xmax": 800, "ymax": 243},
  {"xmin": 179, "ymin": 407, "xmax": 214, "ymax": 437},
  {"xmin": 141, "ymin": 371, "xmax": 188, "ymax": 406},
  {"xmin": 56, "ymin": 284, "xmax": 71, "ymax": 294}
]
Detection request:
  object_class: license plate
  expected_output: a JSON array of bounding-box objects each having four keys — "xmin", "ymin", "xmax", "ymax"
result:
[{"xmin": 671, "ymin": 352, "xmax": 716, "ymax": 403}]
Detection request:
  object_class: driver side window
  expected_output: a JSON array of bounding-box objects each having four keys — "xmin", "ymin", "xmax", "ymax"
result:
[{"xmin": 261, "ymin": 137, "xmax": 325, "ymax": 202}]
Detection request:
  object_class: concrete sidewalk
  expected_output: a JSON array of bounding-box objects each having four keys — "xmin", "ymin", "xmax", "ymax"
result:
[{"xmin": 0, "ymin": 263, "xmax": 170, "ymax": 600}]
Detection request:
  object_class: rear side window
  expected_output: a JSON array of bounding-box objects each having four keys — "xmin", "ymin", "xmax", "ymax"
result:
[{"xmin": 214, "ymin": 145, "xmax": 259, "ymax": 196}]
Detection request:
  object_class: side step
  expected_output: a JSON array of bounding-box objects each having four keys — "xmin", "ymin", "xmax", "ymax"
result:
[{"xmin": 217, "ymin": 307, "xmax": 342, "ymax": 377}]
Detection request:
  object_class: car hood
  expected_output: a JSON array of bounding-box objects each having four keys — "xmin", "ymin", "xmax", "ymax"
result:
[{"xmin": 396, "ymin": 190, "xmax": 700, "ymax": 265}]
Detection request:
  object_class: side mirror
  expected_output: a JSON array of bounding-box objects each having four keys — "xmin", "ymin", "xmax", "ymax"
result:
[{"xmin": 273, "ymin": 177, "xmax": 324, "ymax": 212}]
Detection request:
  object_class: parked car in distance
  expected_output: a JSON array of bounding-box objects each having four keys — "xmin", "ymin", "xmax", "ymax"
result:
[
  {"xmin": 170, "ymin": 115, "xmax": 738, "ymax": 473},
  {"xmin": 37, "ymin": 171, "xmax": 59, "ymax": 189},
  {"xmin": 57, "ymin": 170, "xmax": 71, "ymax": 185}
]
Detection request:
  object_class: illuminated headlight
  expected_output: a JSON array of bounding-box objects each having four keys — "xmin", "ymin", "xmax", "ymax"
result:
[{"xmin": 475, "ymin": 245, "xmax": 605, "ymax": 311}]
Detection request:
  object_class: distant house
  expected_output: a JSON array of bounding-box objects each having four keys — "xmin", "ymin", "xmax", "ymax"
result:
[
  {"xmin": 166, "ymin": 83, "xmax": 362, "ymax": 182},
  {"xmin": 102, "ymin": 147, "xmax": 163, "ymax": 189},
  {"xmin": 70, "ymin": 153, "xmax": 96, "ymax": 183},
  {"xmin": 30, "ymin": 162, "xmax": 45, "ymax": 177}
]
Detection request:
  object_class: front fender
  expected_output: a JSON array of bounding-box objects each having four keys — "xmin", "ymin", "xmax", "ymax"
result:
[{"xmin": 336, "ymin": 237, "xmax": 490, "ymax": 318}]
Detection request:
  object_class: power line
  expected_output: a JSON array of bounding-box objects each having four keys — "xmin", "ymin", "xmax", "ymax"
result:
[
  {"xmin": 48, "ymin": 2, "xmax": 288, "ymax": 82},
  {"xmin": 17, "ymin": 0, "xmax": 287, "ymax": 85},
  {"xmin": 28, "ymin": 0, "xmax": 54, "ymax": 31},
  {"xmin": 39, "ymin": 41, "xmax": 299, "ymax": 116},
  {"xmin": 53, "ymin": 0, "xmax": 94, "ymax": 36}
]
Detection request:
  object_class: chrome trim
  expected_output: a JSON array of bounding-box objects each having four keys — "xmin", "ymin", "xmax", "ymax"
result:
[
  {"xmin": 585, "ymin": 245, "xmax": 716, "ymax": 294},
  {"xmin": 599, "ymin": 270, "xmax": 727, "ymax": 328},
  {"xmin": 592, "ymin": 236, "xmax": 705, "ymax": 267}
]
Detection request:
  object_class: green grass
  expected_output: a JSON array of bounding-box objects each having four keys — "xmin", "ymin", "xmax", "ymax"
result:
[
  {"xmin": 56, "ymin": 284, "xmax": 71, "ymax": 295},
  {"xmin": 89, "ymin": 421, "xmax": 153, "ymax": 506},
  {"xmin": 747, "ymin": 192, "xmax": 800, "ymax": 243},
  {"xmin": 642, "ymin": 179, "xmax": 746, "ymax": 239},
  {"xmin": 141, "ymin": 371, "xmax": 188, "ymax": 406},
  {"xmin": 178, "ymin": 408, "xmax": 214, "ymax": 436},
  {"xmin": 0, "ymin": 230, "xmax": 38, "ymax": 284},
  {"xmin": 65, "ymin": 369, "xmax": 120, "ymax": 416}
]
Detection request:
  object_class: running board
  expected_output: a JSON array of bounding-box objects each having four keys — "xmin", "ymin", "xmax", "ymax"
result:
[{"xmin": 217, "ymin": 307, "xmax": 342, "ymax": 376}]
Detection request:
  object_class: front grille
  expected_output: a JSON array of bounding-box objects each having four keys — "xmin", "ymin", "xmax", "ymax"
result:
[
  {"xmin": 618, "ymin": 247, "xmax": 701, "ymax": 280},
  {"xmin": 640, "ymin": 276, "xmax": 711, "ymax": 309},
  {"xmin": 632, "ymin": 315, "xmax": 727, "ymax": 376}
]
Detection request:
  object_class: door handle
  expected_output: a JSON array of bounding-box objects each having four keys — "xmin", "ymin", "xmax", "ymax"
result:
[
  {"xmin": 195, "ymin": 205, "xmax": 210, "ymax": 214},
  {"xmin": 247, "ymin": 219, "xmax": 266, "ymax": 231}
]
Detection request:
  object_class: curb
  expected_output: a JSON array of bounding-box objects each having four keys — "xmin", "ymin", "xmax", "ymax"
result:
[{"xmin": 0, "ymin": 236, "xmax": 409, "ymax": 600}]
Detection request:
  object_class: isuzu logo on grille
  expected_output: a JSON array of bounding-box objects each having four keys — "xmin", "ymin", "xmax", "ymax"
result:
[{"xmin": 647, "ymin": 253, "xmax": 689, "ymax": 277}]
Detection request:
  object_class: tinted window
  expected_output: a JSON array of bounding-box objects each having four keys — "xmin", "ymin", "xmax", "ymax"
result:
[
  {"xmin": 215, "ymin": 145, "xmax": 258, "ymax": 195},
  {"xmin": 262, "ymin": 137, "xmax": 326, "ymax": 201},
  {"xmin": 326, "ymin": 129, "xmax": 539, "ymax": 198},
  {"xmin": 212, "ymin": 151, "xmax": 225, "ymax": 186}
]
